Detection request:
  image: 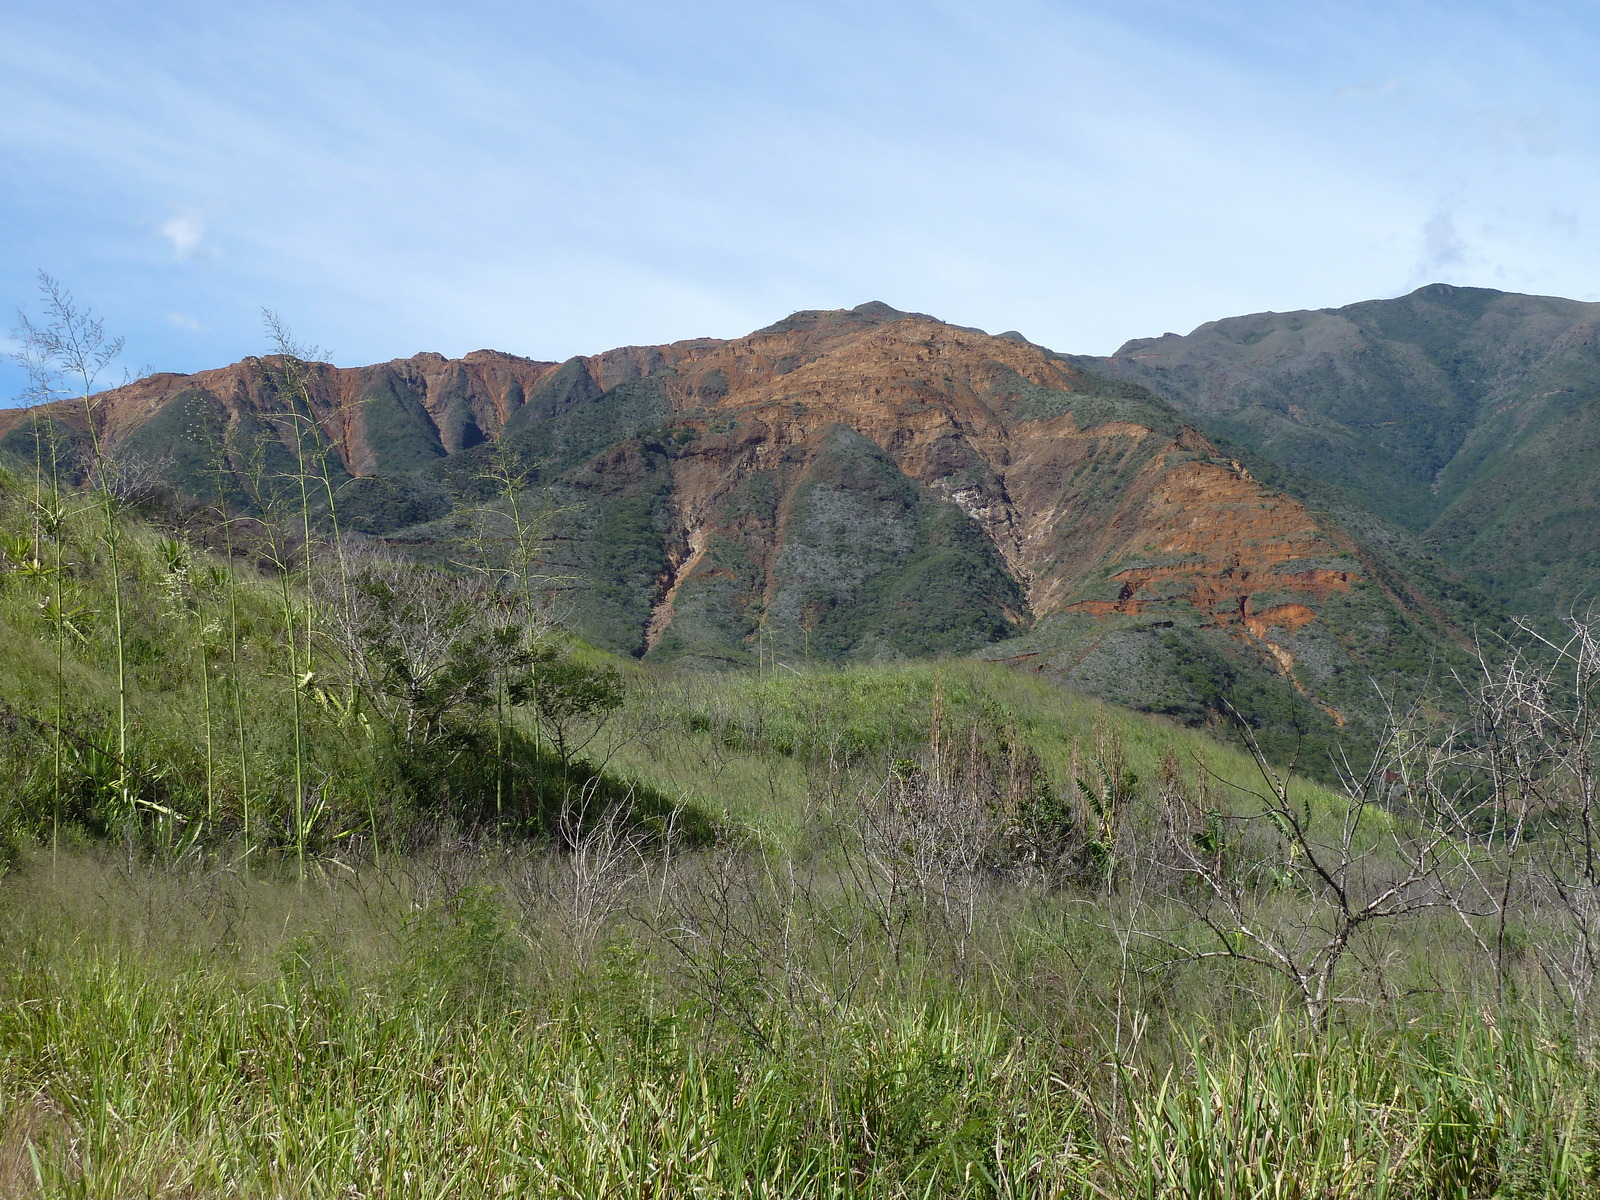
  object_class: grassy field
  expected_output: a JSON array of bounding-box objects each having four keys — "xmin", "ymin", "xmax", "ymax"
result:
[
  {"xmin": 3, "ymin": 846, "xmax": 1598, "ymax": 1198},
  {"xmin": 3, "ymin": 462, "xmax": 1600, "ymax": 1196}
]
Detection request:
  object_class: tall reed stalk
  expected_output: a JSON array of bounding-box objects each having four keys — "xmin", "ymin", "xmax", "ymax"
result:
[
  {"xmin": 12, "ymin": 365, "xmax": 67, "ymax": 859},
  {"xmin": 466, "ymin": 442, "xmax": 563, "ymax": 812},
  {"xmin": 259, "ymin": 313, "xmax": 358, "ymax": 869},
  {"xmin": 196, "ymin": 408, "xmax": 256, "ymax": 849},
  {"xmin": 12, "ymin": 275, "xmax": 129, "ymax": 830}
]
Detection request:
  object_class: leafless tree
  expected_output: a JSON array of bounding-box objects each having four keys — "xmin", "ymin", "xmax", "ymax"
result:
[
  {"xmin": 844, "ymin": 714, "xmax": 1001, "ymax": 963},
  {"xmin": 1477, "ymin": 613, "xmax": 1600, "ymax": 1015},
  {"xmin": 1141, "ymin": 708, "xmax": 1477, "ymax": 1030},
  {"xmin": 649, "ymin": 841, "xmax": 790, "ymax": 1053},
  {"xmin": 499, "ymin": 781, "xmax": 653, "ymax": 973},
  {"xmin": 86, "ymin": 445, "xmax": 173, "ymax": 507}
]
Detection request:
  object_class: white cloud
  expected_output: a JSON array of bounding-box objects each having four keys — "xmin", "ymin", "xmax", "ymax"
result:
[
  {"xmin": 165, "ymin": 311, "xmax": 202, "ymax": 331},
  {"xmin": 1410, "ymin": 210, "xmax": 1470, "ymax": 287},
  {"xmin": 1332, "ymin": 77, "xmax": 1401, "ymax": 101},
  {"xmin": 158, "ymin": 209, "xmax": 214, "ymax": 261}
]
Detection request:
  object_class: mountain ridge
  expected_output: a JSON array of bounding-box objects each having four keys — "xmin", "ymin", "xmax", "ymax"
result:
[
  {"xmin": 1080, "ymin": 283, "xmax": 1600, "ymax": 614},
  {"xmin": 0, "ymin": 300, "xmax": 1497, "ymax": 764}
]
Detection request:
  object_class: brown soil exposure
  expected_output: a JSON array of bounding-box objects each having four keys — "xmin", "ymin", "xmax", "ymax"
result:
[{"xmin": 4, "ymin": 303, "xmax": 1428, "ymax": 687}]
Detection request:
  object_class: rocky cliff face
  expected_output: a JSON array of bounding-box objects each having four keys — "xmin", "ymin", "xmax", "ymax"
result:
[{"xmin": 0, "ymin": 302, "xmax": 1487, "ymax": 757}]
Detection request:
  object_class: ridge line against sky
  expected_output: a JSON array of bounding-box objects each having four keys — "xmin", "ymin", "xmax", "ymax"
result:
[{"xmin": 3, "ymin": 0, "xmax": 1599, "ymax": 402}]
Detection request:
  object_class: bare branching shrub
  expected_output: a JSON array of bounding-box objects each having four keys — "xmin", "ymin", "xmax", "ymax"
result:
[
  {"xmin": 847, "ymin": 716, "xmax": 998, "ymax": 957},
  {"xmin": 315, "ymin": 546, "xmax": 545, "ymax": 747},
  {"xmin": 504, "ymin": 781, "xmax": 650, "ymax": 972},
  {"xmin": 384, "ymin": 820, "xmax": 488, "ymax": 910},
  {"xmin": 1142, "ymin": 711, "xmax": 1474, "ymax": 1029},
  {"xmin": 651, "ymin": 842, "xmax": 792, "ymax": 1051},
  {"xmin": 82, "ymin": 446, "xmax": 173, "ymax": 509},
  {"xmin": 1470, "ymin": 613, "xmax": 1600, "ymax": 1014}
]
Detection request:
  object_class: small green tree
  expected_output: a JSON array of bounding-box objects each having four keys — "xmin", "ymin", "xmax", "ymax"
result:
[{"xmin": 528, "ymin": 646, "xmax": 625, "ymax": 775}]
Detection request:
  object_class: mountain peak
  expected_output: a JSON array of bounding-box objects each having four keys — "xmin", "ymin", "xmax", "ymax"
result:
[
  {"xmin": 850, "ymin": 300, "xmax": 909, "ymax": 319},
  {"xmin": 753, "ymin": 301, "xmax": 917, "ymax": 338},
  {"xmin": 1406, "ymin": 281, "xmax": 1500, "ymax": 301},
  {"xmin": 1083, "ymin": 285, "xmax": 1600, "ymax": 616}
]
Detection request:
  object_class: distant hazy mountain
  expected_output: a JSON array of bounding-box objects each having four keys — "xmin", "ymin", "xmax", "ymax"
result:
[
  {"xmin": 0, "ymin": 301, "xmax": 1495, "ymax": 763},
  {"xmin": 1082, "ymin": 283, "xmax": 1600, "ymax": 616}
]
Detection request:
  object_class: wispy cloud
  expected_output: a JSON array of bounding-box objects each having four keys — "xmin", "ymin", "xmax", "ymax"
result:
[
  {"xmin": 158, "ymin": 209, "xmax": 215, "ymax": 261},
  {"xmin": 1331, "ymin": 77, "xmax": 1401, "ymax": 101},
  {"xmin": 1412, "ymin": 210, "xmax": 1470, "ymax": 286},
  {"xmin": 1471, "ymin": 110, "xmax": 1563, "ymax": 156},
  {"xmin": 2, "ymin": 0, "xmax": 1599, "ymax": 381}
]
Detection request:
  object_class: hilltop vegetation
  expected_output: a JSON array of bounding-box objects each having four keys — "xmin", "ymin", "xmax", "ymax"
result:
[{"xmin": 1089, "ymin": 282, "xmax": 1600, "ymax": 617}]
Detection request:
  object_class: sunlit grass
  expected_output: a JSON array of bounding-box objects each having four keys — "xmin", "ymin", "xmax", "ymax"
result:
[
  {"xmin": 2, "ymin": 851, "xmax": 1597, "ymax": 1198},
  {"xmin": 4, "ymin": 466, "xmax": 1599, "ymax": 1197}
]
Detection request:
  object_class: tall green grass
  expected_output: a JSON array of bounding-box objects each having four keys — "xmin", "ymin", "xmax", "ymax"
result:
[
  {"xmin": 0, "ymin": 461, "xmax": 714, "ymax": 861},
  {"xmin": 2, "ymin": 852, "xmax": 1598, "ymax": 1198},
  {"xmin": 4, "ymin": 421, "xmax": 1600, "ymax": 1194}
]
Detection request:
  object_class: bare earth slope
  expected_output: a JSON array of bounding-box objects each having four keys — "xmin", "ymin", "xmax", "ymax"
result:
[{"xmin": 0, "ymin": 303, "xmax": 1487, "ymax": 759}]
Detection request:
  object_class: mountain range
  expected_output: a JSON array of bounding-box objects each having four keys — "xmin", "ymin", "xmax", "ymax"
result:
[{"xmin": 4, "ymin": 286, "xmax": 1590, "ymax": 767}]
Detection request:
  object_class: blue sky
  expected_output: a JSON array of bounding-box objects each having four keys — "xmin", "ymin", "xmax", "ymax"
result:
[{"xmin": 3, "ymin": 0, "xmax": 1599, "ymax": 402}]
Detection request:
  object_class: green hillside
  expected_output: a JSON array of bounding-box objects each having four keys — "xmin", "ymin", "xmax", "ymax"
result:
[
  {"xmin": 1087, "ymin": 283, "xmax": 1600, "ymax": 615},
  {"xmin": 0, "ymin": 456, "xmax": 1334, "ymax": 863},
  {"xmin": 5, "ymin": 452, "xmax": 1600, "ymax": 1197}
]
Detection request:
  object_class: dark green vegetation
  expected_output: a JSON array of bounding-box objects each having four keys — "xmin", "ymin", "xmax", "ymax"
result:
[
  {"xmin": 993, "ymin": 361, "xmax": 1186, "ymax": 435},
  {"xmin": 6, "ymin": 286, "xmax": 1600, "ymax": 1193},
  {"xmin": 985, "ymin": 542, "xmax": 1492, "ymax": 782},
  {"xmin": 0, "ymin": 288, "xmax": 706, "ymax": 857},
  {"xmin": 1087, "ymin": 283, "xmax": 1600, "ymax": 616},
  {"xmin": 655, "ymin": 426, "xmax": 1024, "ymax": 668}
]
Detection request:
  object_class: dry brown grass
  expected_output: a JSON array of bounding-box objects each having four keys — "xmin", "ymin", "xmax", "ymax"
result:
[{"xmin": 0, "ymin": 1092, "xmax": 73, "ymax": 1199}]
